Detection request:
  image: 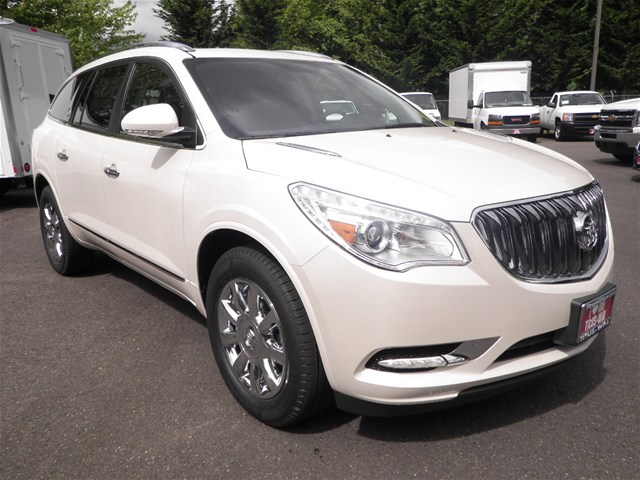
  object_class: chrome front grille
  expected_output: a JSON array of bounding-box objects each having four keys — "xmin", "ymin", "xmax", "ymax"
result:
[{"xmin": 472, "ymin": 182, "xmax": 608, "ymax": 283}]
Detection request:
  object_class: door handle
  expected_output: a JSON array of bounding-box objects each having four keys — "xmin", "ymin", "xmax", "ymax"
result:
[
  {"xmin": 103, "ymin": 164, "xmax": 120, "ymax": 178},
  {"xmin": 57, "ymin": 151, "xmax": 68, "ymax": 161}
]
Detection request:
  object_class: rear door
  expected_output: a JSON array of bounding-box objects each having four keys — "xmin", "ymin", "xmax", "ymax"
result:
[{"xmin": 51, "ymin": 64, "xmax": 128, "ymax": 237}]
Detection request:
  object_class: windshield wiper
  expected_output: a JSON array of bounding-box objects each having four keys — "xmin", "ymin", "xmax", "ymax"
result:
[{"xmin": 384, "ymin": 122, "xmax": 429, "ymax": 129}]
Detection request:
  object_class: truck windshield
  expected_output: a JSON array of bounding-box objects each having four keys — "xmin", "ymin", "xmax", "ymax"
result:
[
  {"xmin": 485, "ymin": 91, "xmax": 533, "ymax": 108},
  {"xmin": 402, "ymin": 93, "xmax": 437, "ymax": 110},
  {"xmin": 185, "ymin": 57, "xmax": 434, "ymax": 139},
  {"xmin": 560, "ymin": 93, "xmax": 606, "ymax": 106}
]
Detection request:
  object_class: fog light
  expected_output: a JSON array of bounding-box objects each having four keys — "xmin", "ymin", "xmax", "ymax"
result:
[{"xmin": 378, "ymin": 353, "xmax": 468, "ymax": 370}]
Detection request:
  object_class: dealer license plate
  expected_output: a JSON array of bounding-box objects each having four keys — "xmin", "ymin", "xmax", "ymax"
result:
[
  {"xmin": 555, "ymin": 283, "xmax": 616, "ymax": 346},
  {"xmin": 512, "ymin": 129, "xmax": 521, "ymax": 134},
  {"xmin": 576, "ymin": 288, "xmax": 615, "ymax": 342}
]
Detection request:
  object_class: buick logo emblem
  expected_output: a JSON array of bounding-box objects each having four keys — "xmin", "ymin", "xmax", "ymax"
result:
[{"xmin": 574, "ymin": 211, "xmax": 598, "ymax": 251}]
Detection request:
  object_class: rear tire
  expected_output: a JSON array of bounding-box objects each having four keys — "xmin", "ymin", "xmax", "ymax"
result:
[
  {"xmin": 39, "ymin": 186, "xmax": 93, "ymax": 275},
  {"xmin": 206, "ymin": 246, "xmax": 332, "ymax": 427}
]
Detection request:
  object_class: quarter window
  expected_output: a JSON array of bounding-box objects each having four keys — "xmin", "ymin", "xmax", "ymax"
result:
[{"xmin": 49, "ymin": 71, "xmax": 92, "ymax": 123}]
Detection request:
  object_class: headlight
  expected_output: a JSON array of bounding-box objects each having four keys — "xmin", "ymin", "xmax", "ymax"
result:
[
  {"xmin": 530, "ymin": 113, "xmax": 540, "ymax": 125},
  {"xmin": 289, "ymin": 183, "xmax": 469, "ymax": 271},
  {"xmin": 488, "ymin": 114, "xmax": 503, "ymax": 126},
  {"xmin": 562, "ymin": 112, "xmax": 574, "ymax": 122}
]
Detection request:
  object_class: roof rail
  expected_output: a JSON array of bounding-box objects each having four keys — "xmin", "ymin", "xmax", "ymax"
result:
[
  {"xmin": 106, "ymin": 41, "xmax": 195, "ymax": 58},
  {"xmin": 277, "ymin": 50, "xmax": 333, "ymax": 60}
]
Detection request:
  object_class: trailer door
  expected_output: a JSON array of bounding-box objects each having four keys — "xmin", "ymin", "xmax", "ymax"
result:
[{"xmin": 2, "ymin": 29, "xmax": 71, "ymax": 176}]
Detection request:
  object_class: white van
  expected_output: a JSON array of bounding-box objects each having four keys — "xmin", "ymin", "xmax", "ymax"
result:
[{"xmin": 400, "ymin": 92, "xmax": 441, "ymax": 120}]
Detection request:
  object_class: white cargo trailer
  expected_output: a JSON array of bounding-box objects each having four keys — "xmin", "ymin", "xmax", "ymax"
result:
[
  {"xmin": 0, "ymin": 19, "xmax": 72, "ymax": 194},
  {"xmin": 448, "ymin": 61, "xmax": 540, "ymax": 142}
]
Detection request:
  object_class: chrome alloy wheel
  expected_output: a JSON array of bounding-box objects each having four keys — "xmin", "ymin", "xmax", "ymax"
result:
[
  {"xmin": 42, "ymin": 201, "xmax": 64, "ymax": 261},
  {"xmin": 217, "ymin": 278, "xmax": 287, "ymax": 399}
]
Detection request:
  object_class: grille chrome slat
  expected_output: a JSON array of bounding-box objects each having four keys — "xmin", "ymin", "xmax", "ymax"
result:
[{"xmin": 472, "ymin": 182, "xmax": 608, "ymax": 283}]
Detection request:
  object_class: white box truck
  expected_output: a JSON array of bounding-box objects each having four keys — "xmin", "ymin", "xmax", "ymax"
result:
[
  {"xmin": 0, "ymin": 19, "xmax": 72, "ymax": 194},
  {"xmin": 448, "ymin": 61, "xmax": 540, "ymax": 142}
]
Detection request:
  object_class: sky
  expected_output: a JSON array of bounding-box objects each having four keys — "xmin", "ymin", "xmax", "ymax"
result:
[{"xmin": 113, "ymin": 0, "xmax": 166, "ymax": 41}]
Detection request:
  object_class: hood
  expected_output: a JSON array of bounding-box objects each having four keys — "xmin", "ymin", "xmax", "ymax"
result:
[
  {"xmin": 242, "ymin": 126, "xmax": 593, "ymax": 221},
  {"xmin": 601, "ymin": 97, "xmax": 640, "ymax": 110},
  {"xmin": 560, "ymin": 104, "xmax": 606, "ymax": 113}
]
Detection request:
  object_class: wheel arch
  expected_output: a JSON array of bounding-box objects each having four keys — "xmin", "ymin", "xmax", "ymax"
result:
[
  {"xmin": 196, "ymin": 228, "xmax": 270, "ymax": 310},
  {"xmin": 34, "ymin": 173, "xmax": 51, "ymax": 205}
]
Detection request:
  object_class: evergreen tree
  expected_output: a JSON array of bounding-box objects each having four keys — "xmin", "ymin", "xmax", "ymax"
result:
[
  {"xmin": 154, "ymin": 0, "xmax": 234, "ymax": 48},
  {"xmin": 231, "ymin": 0, "xmax": 287, "ymax": 49}
]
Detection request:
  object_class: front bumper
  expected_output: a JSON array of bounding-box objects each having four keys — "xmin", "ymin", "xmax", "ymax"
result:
[
  {"xmin": 487, "ymin": 125, "xmax": 540, "ymax": 137},
  {"xmin": 293, "ymin": 223, "xmax": 614, "ymax": 410},
  {"xmin": 595, "ymin": 129, "xmax": 640, "ymax": 154},
  {"xmin": 560, "ymin": 121, "xmax": 597, "ymax": 136}
]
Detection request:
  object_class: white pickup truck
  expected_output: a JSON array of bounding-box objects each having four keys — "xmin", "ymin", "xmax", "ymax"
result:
[{"xmin": 539, "ymin": 91, "xmax": 606, "ymax": 141}]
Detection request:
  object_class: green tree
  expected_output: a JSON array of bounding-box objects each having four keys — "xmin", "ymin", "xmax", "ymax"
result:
[
  {"xmin": 154, "ymin": 0, "xmax": 234, "ymax": 47},
  {"xmin": 0, "ymin": 0, "xmax": 143, "ymax": 67},
  {"xmin": 278, "ymin": 0, "xmax": 395, "ymax": 82},
  {"xmin": 230, "ymin": 0, "xmax": 287, "ymax": 49}
]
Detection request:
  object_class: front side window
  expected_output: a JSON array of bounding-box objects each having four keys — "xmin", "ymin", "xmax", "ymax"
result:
[
  {"xmin": 185, "ymin": 58, "xmax": 434, "ymax": 139},
  {"xmin": 122, "ymin": 63, "xmax": 188, "ymax": 126},
  {"xmin": 74, "ymin": 65, "xmax": 128, "ymax": 130}
]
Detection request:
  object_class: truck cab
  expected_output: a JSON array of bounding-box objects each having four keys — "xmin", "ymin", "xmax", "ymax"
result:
[
  {"xmin": 539, "ymin": 91, "xmax": 606, "ymax": 141},
  {"xmin": 469, "ymin": 90, "xmax": 541, "ymax": 142}
]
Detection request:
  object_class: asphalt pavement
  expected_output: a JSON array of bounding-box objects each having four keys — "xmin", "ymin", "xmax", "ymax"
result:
[{"xmin": 1, "ymin": 136, "xmax": 638, "ymax": 479}]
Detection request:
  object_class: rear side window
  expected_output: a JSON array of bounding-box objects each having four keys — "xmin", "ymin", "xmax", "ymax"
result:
[
  {"xmin": 73, "ymin": 65, "xmax": 128, "ymax": 131},
  {"xmin": 49, "ymin": 72, "xmax": 92, "ymax": 123}
]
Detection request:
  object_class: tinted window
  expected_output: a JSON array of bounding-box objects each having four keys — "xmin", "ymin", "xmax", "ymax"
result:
[
  {"xmin": 74, "ymin": 65, "xmax": 128, "ymax": 130},
  {"xmin": 186, "ymin": 58, "xmax": 434, "ymax": 139},
  {"xmin": 122, "ymin": 63, "xmax": 188, "ymax": 126},
  {"xmin": 49, "ymin": 71, "xmax": 92, "ymax": 123}
]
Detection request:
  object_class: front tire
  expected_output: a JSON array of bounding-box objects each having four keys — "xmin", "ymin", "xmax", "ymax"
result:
[
  {"xmin": 206, "ymin": 247, "xmax": 331, "ymax": 427},
  {"xmin": 38, "ymin": 186, "xmax": 93, "ymax": 275},
  {"xmin": 554, "ymin": 121, "xmax": 564, "ymax": 141}
]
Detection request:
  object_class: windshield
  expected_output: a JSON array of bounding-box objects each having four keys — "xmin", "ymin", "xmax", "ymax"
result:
[
  {"xmin": 185, "ymin": 58, "xmax": 434, "ymax": 139},
  {"xmin": 485, "ymin": 91, "xmax": 533, "ymax": 108},
  {"xmin": 402, "ymin": 93, "xmax": 437, "ymax": 110},
  {"xmin": 559, "ymin": 93, "xmax": 606, "ymax": 106}
]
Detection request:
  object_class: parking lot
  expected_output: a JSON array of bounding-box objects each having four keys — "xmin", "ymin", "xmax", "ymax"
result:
[{"xmin": 1, "ymin": 136, "xmax": 638, "ymax": 479}]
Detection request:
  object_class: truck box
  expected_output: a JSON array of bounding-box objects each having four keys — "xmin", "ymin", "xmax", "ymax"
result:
[
  {"xmin": 449, "ymin": 61, "xmax": 532, "ymax": 124},
  {"xmin": 0, "ymin": 19, "xmax": 72, "ymax": 194},
  {"xmin": 448, "ymin": 61, "xmax": 539, "ymax": 142}
]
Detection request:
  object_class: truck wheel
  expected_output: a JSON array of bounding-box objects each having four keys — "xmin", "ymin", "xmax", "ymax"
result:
[
  {"xmin": 613, "ymin": 154, "xmax": 633, "ymax": 162},
  {"xmin": 205, "ymin": 246, "xmax": 332, "ymax": 427},
  {"xmin": 39, "ymin": 186, "xmax": 93, "ymax": 275},
  {"xmin": 527, "ymin": 134, "xmax": 538, "ymax": 143},
  {"xmin": 554, "ymin": 122, "xmax": 564, "ymax": 141}
]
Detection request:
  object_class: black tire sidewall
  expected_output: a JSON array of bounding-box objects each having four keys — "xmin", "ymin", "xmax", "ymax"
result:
[
  {"xmin": 39, "ymin": 187, "xmax": 67, "ymax": 274},
  {"xmin": 206, "ymin": 247, "xmax": 324, "ymax": 427}
]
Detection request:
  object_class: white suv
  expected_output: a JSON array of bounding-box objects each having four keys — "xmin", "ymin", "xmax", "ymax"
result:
[{"xmin": 33, "ymin": 44, "xmax": 616, "ymax": 427}]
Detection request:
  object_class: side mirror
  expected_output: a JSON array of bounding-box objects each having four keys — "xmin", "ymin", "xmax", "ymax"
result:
[
  {"xmin": 467, "ymin": 100, "xmax": 475, "ymax": 109},
  {"xmin": 547, "ymin": 102, "xmax": 556, "ymax": 108},
  {"xmin": 121, "ymin": 103, "xmax": 195, "ymax": 148}
]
